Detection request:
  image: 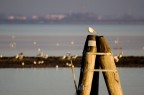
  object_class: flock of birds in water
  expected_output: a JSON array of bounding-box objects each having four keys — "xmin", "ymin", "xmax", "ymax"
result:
[{"xmin": 0, "ymin": 27, "xmax": 126, "ymax": 67}]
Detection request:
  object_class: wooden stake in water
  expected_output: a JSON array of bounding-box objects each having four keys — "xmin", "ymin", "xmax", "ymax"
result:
[
  {"xmin": 90, "ymin": 36, "xmax": 100, "ymax": 95},
  {"xmin": 77, "ymin": 35, "xmax": 97, "ymax": 95},
  {"xmin": 97, "ymin": 36, "xmax": 123, "ymax": 95}
]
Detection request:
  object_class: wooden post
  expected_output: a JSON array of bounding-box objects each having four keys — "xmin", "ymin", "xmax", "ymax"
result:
[
  {"xmin": 77, "ymin": 35, "xmax": 89, "ymax": 95},
  {"xmin": 77, "ymin": 35, "xmax": 97, "ymax": 95},
  {"xmin": 97, "ymin": 36, "xmax": 123, "ymax": 95},
  {"xmin": 90, "ymin": 36, "xmax": 100, "ymax": 95}
]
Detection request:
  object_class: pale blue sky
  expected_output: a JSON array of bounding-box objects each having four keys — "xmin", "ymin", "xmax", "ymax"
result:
[{"xmin": 0, "ymin": 0, "xmax": 144, "ymax": 17}]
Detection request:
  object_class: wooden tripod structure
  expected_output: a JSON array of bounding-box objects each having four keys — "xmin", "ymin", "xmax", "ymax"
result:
[{"xmin": 77, "ymin": 35, "xmax": 123, "ymax": 95}]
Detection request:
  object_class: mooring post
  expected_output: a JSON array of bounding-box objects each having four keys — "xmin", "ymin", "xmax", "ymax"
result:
[
  {"xmin": 77, "ymin": 35, "xmax": 97, "ymax": 95},
  {"xmin": 90, "ymin": 36, "xmax": 100, "ymax": 95},
  {"xmin": 97, "ymin": 36, "xmax": 123, "ymax": 95}
]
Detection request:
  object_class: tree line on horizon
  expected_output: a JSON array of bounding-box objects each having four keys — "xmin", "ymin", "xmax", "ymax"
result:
[{"xmin": 0, "ymin": 13, "xmax": 144, "ymax": 24}]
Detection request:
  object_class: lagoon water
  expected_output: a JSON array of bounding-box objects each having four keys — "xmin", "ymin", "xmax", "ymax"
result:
[
  {"xmin": 0, "ymin": 24, "xmax": 144, "ymax": 95},
  {"xmin": 0, "ymin": 24, "xmax": 144, "ymax": 56},
  {"xmin": 0, "ymin": 68, "xmax": 144, "ymax": 95}
]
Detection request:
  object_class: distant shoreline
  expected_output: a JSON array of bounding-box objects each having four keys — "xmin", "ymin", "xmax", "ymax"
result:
[{"xmin": 0, "ymin": 56, "xmax": 144, "ymax": 68}]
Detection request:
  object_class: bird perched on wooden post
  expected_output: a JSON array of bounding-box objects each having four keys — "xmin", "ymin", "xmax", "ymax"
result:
[{"xmin": 88, "ymin": 27, "xmax": 96, "ymax": 34}]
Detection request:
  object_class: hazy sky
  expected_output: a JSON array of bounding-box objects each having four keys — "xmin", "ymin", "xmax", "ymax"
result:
[{"xmin": 0, "ymin": 0, "xmax": 144, "ymax": 17}]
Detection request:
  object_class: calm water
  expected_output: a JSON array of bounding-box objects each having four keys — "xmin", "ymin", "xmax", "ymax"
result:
[
  {"xmin": 0, "ymin": 24, "xmax": 144, "ymax": 95},
  {"xmin": 0, "ymin": 24, "xmax": 144, "ymax": 56},
  {"xmin": 0, "ymin": 68, "xmax": 144, "ymax": 95}
]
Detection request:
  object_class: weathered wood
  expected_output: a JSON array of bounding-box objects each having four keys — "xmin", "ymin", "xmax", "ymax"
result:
[
  {"xmin": 77, "ymin": 35, "xmax": 90, "ymax": 95},
  {"xmin": 98, "ymin": 36, "xmax": 123, "ymax": 95},
  {"xmin": 90, "ymin": 36, "xmax": 100, "ymax": 95},
  {"xmin": 77, "ymin": 35, "xmax": 97, "ymax": 95}
]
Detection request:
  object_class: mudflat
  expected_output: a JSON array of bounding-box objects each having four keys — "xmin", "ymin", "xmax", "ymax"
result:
[{"xmin": 0, "ymin": 56, "xmax": 144, "ymax": 68}]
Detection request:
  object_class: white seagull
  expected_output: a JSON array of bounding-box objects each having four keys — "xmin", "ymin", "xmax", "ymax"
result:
[{"xmin": 88, "ymin": 27, "xmax": 96, "ymax": 34}]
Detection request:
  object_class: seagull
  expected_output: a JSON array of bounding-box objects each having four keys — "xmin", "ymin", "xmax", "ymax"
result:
[
  {"xmin": 88, "ymin": 27, "xmax": 96, "ymax": 34},
  {"xmin": 114, "ymin": 51, "xmax": 123, "ymax": 62}
]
